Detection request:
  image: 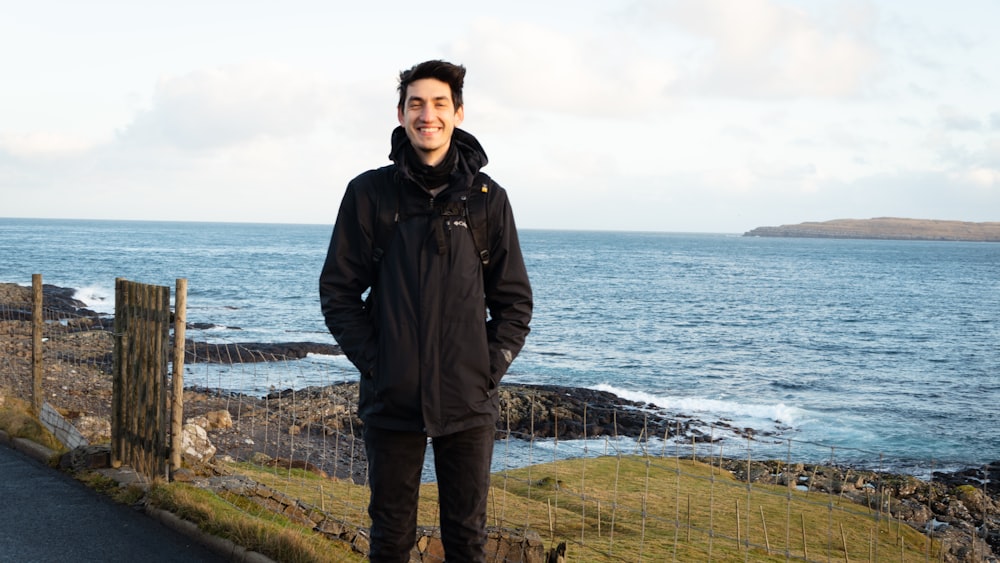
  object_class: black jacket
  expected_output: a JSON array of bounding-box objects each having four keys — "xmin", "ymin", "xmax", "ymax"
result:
[{"xmin": 319, "ymin": 128, "xmax": 532, "ymax": 437}]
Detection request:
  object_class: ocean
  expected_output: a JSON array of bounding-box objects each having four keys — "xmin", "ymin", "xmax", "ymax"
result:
[{"xmin": 2, "ymin": 218, "xmax": 998, "ymax": 475}]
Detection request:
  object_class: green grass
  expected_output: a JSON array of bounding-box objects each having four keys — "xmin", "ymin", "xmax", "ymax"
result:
[
  {"xmin": 146, "ymin": 481, "xmax": 365, "ymax": 562},
  {"xmin": 492, "ymin": 455, "xmax": 938, "ymax": 562},
  {"xmin": 1, "ymin": 394, "xmax": 363, "ymax": 562},
  {"xmin": 0, "ymin": 395, "xmax": 65, "ymax": 455},
  {"xmin": 233, "ymin": 454, "xmax": 941, "ymax": 562},
  {"xmin": 0, "ymin": 396, "xmax": 942, "ymax": 562}
]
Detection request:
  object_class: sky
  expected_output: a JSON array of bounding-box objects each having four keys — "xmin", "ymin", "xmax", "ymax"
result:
[{"xmin": 1, "ymin": 0, "xmax": 998, "ymax": 233}]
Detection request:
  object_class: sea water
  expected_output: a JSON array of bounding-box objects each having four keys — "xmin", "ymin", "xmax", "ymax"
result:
[{"xmin": 2, "ymin": 218, "xmax": 998, "ymax": 474}]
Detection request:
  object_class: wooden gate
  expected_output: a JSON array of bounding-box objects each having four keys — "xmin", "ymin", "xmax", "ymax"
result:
[{"xmin": 111, "ymin": 278, "xmax": 171, "ymax": 479}]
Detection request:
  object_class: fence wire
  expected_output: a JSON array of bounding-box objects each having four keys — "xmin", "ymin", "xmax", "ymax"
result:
[{"xmin": 1, "ymin": 281, "xmax": 994, "ymax": 562}]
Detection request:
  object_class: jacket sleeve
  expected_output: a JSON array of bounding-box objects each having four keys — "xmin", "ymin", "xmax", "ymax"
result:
[
  {"xmin": 483, "ymin": 184, "xmax": 533, "ymax": 386},
  {"xmin": 319, "ymin": 176, "xmax": 378, "ymax": 376}
]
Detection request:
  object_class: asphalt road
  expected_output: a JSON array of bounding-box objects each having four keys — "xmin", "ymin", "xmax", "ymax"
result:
[{"xmin": 0, "ymin": 444, "xmax": 225, "ymax": 562}]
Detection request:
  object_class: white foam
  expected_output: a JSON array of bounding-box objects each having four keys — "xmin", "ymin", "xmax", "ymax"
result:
[
  {"xmin": 305, "ymin": 353, "xmax": 356, "ymax": 370},
  {"xmin": 73, "ymin": 285, "xmax": 115, "ymax": 314},
  {"xmin": 590, "ymin": 383, "xmax": 803, "ymax": 427}
]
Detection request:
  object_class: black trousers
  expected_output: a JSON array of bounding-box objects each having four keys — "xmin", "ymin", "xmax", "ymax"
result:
[{"xmin": 364, "ymin": 424, "xmax": 495, "ymax": 563}]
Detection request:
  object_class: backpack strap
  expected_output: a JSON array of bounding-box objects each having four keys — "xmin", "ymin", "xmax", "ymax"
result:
[
  {"xmin": 372, "ymin": 169, "xmax": 493, "ymax": 277},
  {"xmin": 371, "ymin": 170, "xmax": 400, "ymax": 266},
  {"xmin": 465, "ymin": 173, "xmax": 492, "ymax": 266}
]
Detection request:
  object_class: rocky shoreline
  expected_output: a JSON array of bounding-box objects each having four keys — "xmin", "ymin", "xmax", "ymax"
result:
[{"xmin": 1, "ymin": 282, "xmax": 997, "ymax": 560}]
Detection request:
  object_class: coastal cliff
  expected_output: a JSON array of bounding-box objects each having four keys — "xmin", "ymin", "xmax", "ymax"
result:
[{"xmin": 744, "ymin": 217, "xmax": 1000, "ymax": 242}]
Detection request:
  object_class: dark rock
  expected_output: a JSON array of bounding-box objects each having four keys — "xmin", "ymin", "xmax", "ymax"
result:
[
  {"xmin": 186, "ymin": 322, "xmax": 237, "ymax": 331},
  {"xmin": 0, "ymin": 283, "xmax": 101, "ymax": 320},
  {"xmin": 183, "ymin": 340, "xmax": 342, "ymax": 363},
  {"xmin": 59, "ymin": 444, "xmax": 112, "ymax": 472}
]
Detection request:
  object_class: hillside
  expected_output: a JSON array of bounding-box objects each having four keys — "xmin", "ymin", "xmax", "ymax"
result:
[{"xmin": 743, "ymin": 217, "xmax": 1000, "ymax": 242}]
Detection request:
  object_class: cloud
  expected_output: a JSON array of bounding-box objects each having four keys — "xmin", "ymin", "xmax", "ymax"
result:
[
  {"xmin": 646, "ymin": 0, "xmax": 882, "ymax": 98},
  {"xmin": 117, "ymin": 61, "xmax": 334, "ymax": 150},
  {"xmin": 453, "ymin": 19, "xmax": 676, "ymax": 117},
  {"xmin": 0, "ymin": 132, "xmax": 97, "ymax": 159},
  {"xmin": 988, "ymin": 139, "xmax": 1000, "ymax": 166},
  {"xmin": 938, "ymin": 105, "xmax": 981, "ymax": 131},
  {"xmin": 953, "ymin": 167, "xmax": 1000, "ymax": 188}
]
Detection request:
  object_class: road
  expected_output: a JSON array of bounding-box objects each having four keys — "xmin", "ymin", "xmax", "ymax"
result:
[{"xmin": 0, "ymin": 443, "xmax": 225, "ymax": 562}]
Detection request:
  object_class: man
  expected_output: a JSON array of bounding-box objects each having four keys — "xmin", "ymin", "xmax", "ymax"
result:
[{"xmin": 319, "ymin": 60, "xmax": 533, "ymax": 562}]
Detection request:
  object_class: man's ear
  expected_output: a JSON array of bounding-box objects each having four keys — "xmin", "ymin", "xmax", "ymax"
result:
[
  {"xmin": 455, "ymin": 105, "xmax": 465, "ymax": 127},
  {"xmin": 398, "ymin": 106, "xmax": 404, "ymax": 125}
]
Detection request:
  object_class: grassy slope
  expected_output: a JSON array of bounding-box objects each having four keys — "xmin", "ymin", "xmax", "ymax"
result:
[
  {"xmin": 241, "ymin": 455, "xmax": 937, "ymax": 562},
  {"xmin": 0, "ymin": 396, "xmax": 939, "ymax": 562}
]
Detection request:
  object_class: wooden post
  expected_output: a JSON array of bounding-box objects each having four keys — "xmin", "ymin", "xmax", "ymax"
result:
[
  {"xmin": 170, "ymin": 278, "xmax": 187, "ymax": 473},
  {"xmin": 111, "ymin": 277, "xmax": 126, "ymax": 469},
  {"xmin": 686, "ymin": 493, "xmax": 692, "ymax": 542},
  {"xmin": 761, "ymin": 506, "xmax": 771, "ymax": 555},
  {"xmin": 840, "ymin": 523, "xmax": 849, "ymax": 563},
  {"xmin": 547, "ymin": 498, "xmax": 554, "ymax": 539},
  {"xmin": 156, "ymin": 283, "xmax": 170, "ymax": 479},
  {"xmin": 801, "ymin": 513, "xmax": 808, "ymax": 560},
  {"xmin": 31, "ymin": 274, "xmax": 43, "ymax": 416},
  {"xmin": 735, "ymin": 499, "xmax": 741, "ymax": 551},
  {"xmin": 111, "ymin": 278, "xmax": 170, "ymax": 478}
]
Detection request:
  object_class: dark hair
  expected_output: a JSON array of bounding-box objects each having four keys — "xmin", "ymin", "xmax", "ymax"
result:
[{"xmin": 397, "ymin": 60, "xmax": 466, "ymax": 111}]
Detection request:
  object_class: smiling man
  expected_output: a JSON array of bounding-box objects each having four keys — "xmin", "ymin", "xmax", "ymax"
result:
[
  {"xmin": 319, "ymin": 60, "xmax": 533, "ymax": 562},
  {"xmin": 399, "ymin": 75, "xmax": 463, "ymax": 166}
]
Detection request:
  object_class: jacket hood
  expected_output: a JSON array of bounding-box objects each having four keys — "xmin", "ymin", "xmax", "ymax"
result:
[{"xmin": 389, "ymin": 126, "xmax": 488, "ymax": 189}]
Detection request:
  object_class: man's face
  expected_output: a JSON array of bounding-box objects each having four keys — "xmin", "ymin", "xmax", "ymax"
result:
[{"xmin": 398, "ymin": 78, "xmax": 464, "ymax": 166}]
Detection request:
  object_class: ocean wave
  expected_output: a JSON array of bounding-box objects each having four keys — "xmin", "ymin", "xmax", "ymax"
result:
[
  {"xmin": 73, "ymin": 285, "xmax": 115, "ymax": 314},
  {"xmin": 589, "ymin": 383, "xmax": 803, "ymax": 427},
  {"xmin": 304, "ymin": 353, "xmax": 356, "ymax": 370}
]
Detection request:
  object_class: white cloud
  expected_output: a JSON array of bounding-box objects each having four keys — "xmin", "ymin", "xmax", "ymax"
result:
[
  {"xmin": 938, "ymin": 105, "xmax": 981, "ymax": 131},
  {"xmin": 953, "ymin": 167, "xmax": 1000, "ymax": 188},
  {"xmin": 988, "ymin": 139, "xmax": 1000, "ymax": 165},
  {"xmin": 117, "ymin": 61, "xmax": 334, "ymax": 150},
  {"xmin": 647, "ymin": 0, "xmax": 882, "ymax": 98},
  {"xmin": 454, "ymin": 20, "xmax": 677, "ymax": 117},
  {"xmin": 0, "ymin": 132, "xmax": 98, "ymax": 159},
  {"xmin": 2, "ymin": 1, "xmax": 999, "ymax": 232}
]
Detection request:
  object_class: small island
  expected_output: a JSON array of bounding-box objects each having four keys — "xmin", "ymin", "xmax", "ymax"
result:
[{"xmin": 744, "ymin": 217, "xmax": 1000, "ymax": 242}]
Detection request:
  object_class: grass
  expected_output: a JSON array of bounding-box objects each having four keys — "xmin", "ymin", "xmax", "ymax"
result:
[
  {"xmin": 233, "ymin": 454, "xmax": 941, "ymax": 562},
  {"xmin": 0, "ymin": 394, "xmax": 943, "ymax": 562},
  {"xmin": 0, "ymin": 395, "xmax": 65, "ymax": 454},
  {"xmin": 493, "ymin": 455, "xmax": 939, "ymax": 562},
  {"xmin": 145, "ymin": 482, "xmax": 364, "ymax": 562},
  {"xmin": 70, "ymin": 463, "xmax": 367, "ymax": 562},
  {"xmin": 1, "ymin": 393, "xmax": 362, "ymax": 562}
]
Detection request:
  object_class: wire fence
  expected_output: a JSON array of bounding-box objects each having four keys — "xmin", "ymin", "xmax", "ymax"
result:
[{"xmin": 1, "ymin": 280, "xmax": 995, "ymax": 562}]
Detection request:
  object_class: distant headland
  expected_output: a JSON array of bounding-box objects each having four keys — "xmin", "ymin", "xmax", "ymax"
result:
[{"xmin": 743, "ymin": 217, "xmax": 1000, "ymax": 242}]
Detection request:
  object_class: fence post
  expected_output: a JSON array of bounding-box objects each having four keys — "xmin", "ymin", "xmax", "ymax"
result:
[
  {"xmin": 31, "ymin": 274, "xmax": 43, "ymax": 416},
  {"xmin": 111, "ymin": 278, "xmax": 126, "ymax": 468},
  {"xmin": 111, "ymin": 277, "xmax": 170, "ymax": 478},
  {"xmin": 111, "ymin": 336, "xmax": 126, "ymax": 469},
  {"xmin": 170, "ymin": 278, "xmax": 187, "ymax": 473}
]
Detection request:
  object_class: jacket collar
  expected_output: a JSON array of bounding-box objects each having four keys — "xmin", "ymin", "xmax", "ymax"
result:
[{"xmin": 389, "ymin": 127, "xmax": 488, "ymax": 191}]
